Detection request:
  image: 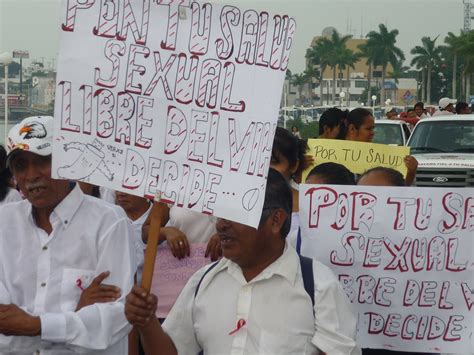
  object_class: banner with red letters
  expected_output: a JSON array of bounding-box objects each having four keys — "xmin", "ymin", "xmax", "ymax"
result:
[
  {"xmin": 52, "ymin": 0, "xmax": 296, "ymax": 227},
  {"xmin": 299, "ymin": 184, "xmax": 474, "ymax": 353}
]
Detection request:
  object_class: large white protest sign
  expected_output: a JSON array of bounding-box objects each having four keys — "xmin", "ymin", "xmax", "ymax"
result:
[
  {"xmin": 299, "ymin": 184, "xmax": 473, "ymax": 353},
  {"xmin": 52, "ymin": 0, "xmax": 296, "ymax": 227}
]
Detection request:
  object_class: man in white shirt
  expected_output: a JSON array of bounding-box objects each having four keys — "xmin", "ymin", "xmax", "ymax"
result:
[
  {"xmin": 432, "ymin": 97, "xmax": 456, "ymax": 117},
  {"xmin": 125, "ymin": 168, "xmax": 360, "ymax": 355},
  {"xmin": 115, "ymin": 191, "xmax": 152, "ymax": 283},
  {"xmin": 0, "ymin": 116, "xmax": 136, "ymax": 354}
]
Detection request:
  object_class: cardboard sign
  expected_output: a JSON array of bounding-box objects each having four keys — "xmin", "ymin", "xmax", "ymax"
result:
[
  {"xmin": 52, "ymin": 1, "xmax": 296, "ymax": 227},
  {"xmin": 151, "ymin": 243, "xmax": 211, "ymax": 318},
  {"xmin": 302, "ymin": 139, "xmax": 410, "ymax": 182},
  {"xmin": 299, "ymin": 184, "xmax": 474, "ymax": 353}
]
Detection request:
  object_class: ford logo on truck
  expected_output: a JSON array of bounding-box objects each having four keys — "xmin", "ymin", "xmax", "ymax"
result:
[
  {"xmin": 432, "ymin": 176, "xmax": 449, "ymax": 183},
  {"xmin": 408, "ymin": 116, "xmax": 474, "ymax": 187}
]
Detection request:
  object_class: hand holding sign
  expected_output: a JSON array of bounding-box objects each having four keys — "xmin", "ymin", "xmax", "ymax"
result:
[{"xmin": 302, "ymin": 139, "xmax": 410, "ymax": 181}]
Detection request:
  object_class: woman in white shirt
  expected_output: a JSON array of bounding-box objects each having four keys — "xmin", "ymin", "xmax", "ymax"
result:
[{"xmin": 0, "ymin": 145, "xmax": 22, "ymax": 206}]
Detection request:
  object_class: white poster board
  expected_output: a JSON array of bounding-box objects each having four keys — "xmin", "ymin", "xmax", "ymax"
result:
[
  {"xmin": 299, "ymin": 184, "xmax": 473, "ymax": 353},
  {"xmin": 52, "ymin": 0, "xmax": 296, "ymax": 227}
]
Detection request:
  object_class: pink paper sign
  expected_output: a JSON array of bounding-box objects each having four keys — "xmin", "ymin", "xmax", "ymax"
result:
[{"xmin": 151, "ymin": 243, "xmax": 211, "ymax": 318}]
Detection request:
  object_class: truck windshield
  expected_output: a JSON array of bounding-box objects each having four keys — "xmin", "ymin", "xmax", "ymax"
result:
[
  {"xmin": 373, "ymin": 124, "xmax": 404, "ymax": 146},
  {"xmin": 408, "ymin": 120, "xmax": 474, "ymax": 153}
]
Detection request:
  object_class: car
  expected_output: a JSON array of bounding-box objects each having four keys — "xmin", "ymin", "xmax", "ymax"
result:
[
  {"xmin": 373, "ymin": 119, "xmax": 412, "ymax": 146},
  {"xmin": 407, "ymin": 115, "xmax": 474, "ymax": 187}
]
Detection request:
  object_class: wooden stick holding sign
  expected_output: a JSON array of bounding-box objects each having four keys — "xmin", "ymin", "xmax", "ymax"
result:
[
  {"xmin": 141, "ymin": 201, "xmax": 168, "ymax": 291},
  {"xmin": 129, "ymin": 201, "xmax": 168, "ymax": 355}
]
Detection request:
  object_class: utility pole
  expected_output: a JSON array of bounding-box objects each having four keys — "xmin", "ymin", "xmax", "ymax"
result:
[
  {"xmin": 464, "ymin": 0, "xmax": 473, "ymax": 102},
  {"xmin": 464, "ymin": 0, "xmax": 473, "ymax": 32}
]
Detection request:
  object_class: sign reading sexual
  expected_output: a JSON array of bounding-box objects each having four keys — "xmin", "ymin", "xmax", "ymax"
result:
[
  {"xmin": 52, "ymin": 0, "xmax": 296, "ymax": 227},
  {"xmin": 299, "ymin": 184, "xmax": 473, "ymax": 353}
]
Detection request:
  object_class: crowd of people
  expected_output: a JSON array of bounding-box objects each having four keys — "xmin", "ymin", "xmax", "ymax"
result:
[
  {"xmin": 0, "ymin": 101, "xmax": 457, "ymax": 355},
  {"xmin": 384, "ymin": 97, "xmax": 471, "ymax": 128}
]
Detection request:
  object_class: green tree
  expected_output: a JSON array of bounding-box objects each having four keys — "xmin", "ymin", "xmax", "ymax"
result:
[
  {"xmin": 359, "ymin": 86, "xmax": 381, "ymax": 107},
  {"xmin": 339, "ymin": 48, "xmax": 360, "ymax": 105},
  {"xmin": 358, "ymin": 40, "xmax": 378, "ymax": 105},
  {"xmin": 303, "ymin": 65, "xmax": 320, "ymax": 105},
  {"xmin": 388, "ymin": 61, "xmax": 409, "ymax": 84},
  {"xmin": 0, "ymin": 61, "xmax": 21, "ymax": 78},
  {"xmin": 325, "ymin": 31, "xmax": 352, "ymax": 104},
  {"xmin": 443, "ymin": 32, "xmax": 464, "ymax": 98},
  {"xmin": 411, "ymin": 36, "xmax": 442, "ymax": 104},
  {"xmin": 367, "ymin": 24, "xmax": 405, "ymax": 105},
  {"xmin": 306, "ymin": 38, "xmax": 332, "ymax": 105},
  {"xmin": 291, "ymin": 73, "xmax": 306, "ymax": 105},
  {"xmin": 456, "ymin": 30, "xmax": 474, "ymax": 100}
]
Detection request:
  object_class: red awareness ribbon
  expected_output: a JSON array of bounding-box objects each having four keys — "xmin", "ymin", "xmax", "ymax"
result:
[
  {"xmin": 228, "ymin": 319, "xmax": 246, "ymax": 335},
  {"xmin": 76, "ymin": 278, "xmax": 85, "ymax": 291}
]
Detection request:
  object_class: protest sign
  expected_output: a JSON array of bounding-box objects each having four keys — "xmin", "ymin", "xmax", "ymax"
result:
[
  {"xmin": 52, "ymin": 0, "xmax": 296, "ymax": 227},
  {"xmin": 302, "ymin": 139, "xmax": 410, "ymax": 182},
  {"xmin": 151, "ymin": 243, "xmax": 211, "ymax": 317},
  {"xmin": 299, "ymin": 184, "xmax": 473, "ymax": 353}
]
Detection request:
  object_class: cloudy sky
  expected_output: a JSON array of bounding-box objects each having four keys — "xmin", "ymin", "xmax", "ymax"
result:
[{"xmin": 0, "ymin": 0, "xmax": 466, "ymax": 73}]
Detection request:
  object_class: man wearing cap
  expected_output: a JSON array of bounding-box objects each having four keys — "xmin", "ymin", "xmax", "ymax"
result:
[
  {"xmin": 0, "ymin": 116, "xmax": 136, "ymax": 354},
  {"xmin": 432, "ymin": 97, "xmax": 457, "ymax": 116}
]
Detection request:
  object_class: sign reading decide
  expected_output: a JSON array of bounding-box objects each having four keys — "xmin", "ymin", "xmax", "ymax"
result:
[
  {"xmin": 52, "ymin": 0, "xmax": 296, "ymax": 227},
  {"xmin": 299, "ymin": 184, "xmax": 473, "ymax": 353}
]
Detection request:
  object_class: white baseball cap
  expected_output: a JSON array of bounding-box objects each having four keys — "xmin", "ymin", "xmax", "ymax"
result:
[
  {"xmin": 439, "ymin": 97, "xmax": 457, "ymax": 109},
  {"xmin": 6, "ymin": 116, "xmax": 54, "ymax": 165}
]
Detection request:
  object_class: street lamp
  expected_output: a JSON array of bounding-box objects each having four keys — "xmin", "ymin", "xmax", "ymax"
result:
[
  {"xmin": 0, "ymin": 52, "xmax": 13, "ymax": 146},
  {"xmin": 339, "ymin": 91, "xmax": 346, "ymax": 107},
  {"xmin": 371, "ymin": 95, "xmax": 377, "ymax": 106}
]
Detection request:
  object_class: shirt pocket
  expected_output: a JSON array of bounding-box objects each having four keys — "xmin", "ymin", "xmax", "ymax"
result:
[
  {"xmin": 259, "ymin": 330, "xmax": 313, "ymax": 355},
  {"xmin": 60, "ymin": 268, "xmax": 95, "ymax": 312}
]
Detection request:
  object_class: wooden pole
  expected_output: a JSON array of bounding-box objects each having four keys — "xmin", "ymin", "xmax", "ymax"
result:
[
  {"xmin": 141, "ymin": 201, "xmax": 168, "ymax": 291},
  {"xmin": 130, "ymin": 201, "xmax": 167, "ymax": 355}
]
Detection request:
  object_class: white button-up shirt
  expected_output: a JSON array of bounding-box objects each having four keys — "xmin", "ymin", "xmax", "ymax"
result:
[
  {"xmin": 129, "ymin": 204, "xmax": 152, "ymax": 283},
  {"xmin": 0, "ymin": 188, "xmax": 22, "ymax": 206},
  {"xmin": 163, "ymin": 244, "xmax": 360, "ymax": 355},
  {"xmin": 0, "ymin": 185, "xmax": 136, "ymax": 354}
]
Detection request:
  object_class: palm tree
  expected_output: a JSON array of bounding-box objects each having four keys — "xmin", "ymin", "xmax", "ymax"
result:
[
  {"xmin": 358, "ymin": 40, "xmax": 377, "ymax": 105},
  {"xmin": 291, "ymin": 73, "xmax": 306, "ymax": 106},
  {"xmin": 367, "ymin": 24, "xmax": 405, "ymax": 104},
  {"xmin": 444, "ymin": 32, "xmax": 463, "ymax": 99},
  {"xmin": 306, "ymin": 39, "xmax": 331, "ymax": 106},
  {"xmin": 284, "ymin": 69, "xmax": 293, "ymax": 106},
  {"xmin": 455, "ymin": 30, "xmax": 474, "ymax": 100},
  {"xmin": 386, "ymin": 61, "xmax": 409, "ymax": 104},
  {"xmin": 388, "ymin": 61, "xmax": 409, "ymax": 84},
  {"xmin": 325, "ymin": 31, "xmax": 352, "ymax": 104},
  {"xmin": 303, "ymin": 65, "xmax": 320, "ymax": 106},
  {"xmin": 411, "ymin": 36, "xmax": 442, "ymax": 104},
  {"xmin": 339, "ymin": 49, "xmax": 360, "ymax": 105}
]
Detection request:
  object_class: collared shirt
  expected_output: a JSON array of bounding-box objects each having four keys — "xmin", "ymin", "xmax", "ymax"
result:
[
  {"xmin": 0, "ymin": 187, "xmax": 22, "ymax": 206},
  {"xmin": 432, "ymin": 110, "xmax": 454, "ymax": 117},
  {"xmin": 0, "ymin": 185, "xmax": 136, "ymax": 354},
  {"xmin": 163, "ymin": 244, "xmax": 360, "ymax": 355},
  {"xmin": 130, "ymin": 203, "xmax": 152, "ymax": 283}
]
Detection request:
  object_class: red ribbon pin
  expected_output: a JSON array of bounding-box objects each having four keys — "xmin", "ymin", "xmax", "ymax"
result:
[
  {"xmin": 229, "ymin": 319, "xmax": 246, "ymax": 335},
  {"xmin": 76, "ymin": 278, "xmax": 85, "ymax": 291}
]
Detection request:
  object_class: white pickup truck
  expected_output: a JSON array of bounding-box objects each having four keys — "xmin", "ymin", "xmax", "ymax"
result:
[{"xmin": 407, "ymin": 116, "xmax": 474, "ymax": 187}]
